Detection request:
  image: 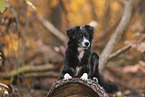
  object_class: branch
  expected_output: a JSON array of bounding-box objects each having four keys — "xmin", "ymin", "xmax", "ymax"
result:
[
  {"xmin": 22, "ymin": 3, "xmax": 28, "ymax": 66},
  {"xmin": 7, "ymin": 5, "xmax": 21, "ymax": 66},
  {"xmin": 36, "ymin": 13, "xmax": 67, "ymax": 44},
  {"xmin": 107, "ymin": 33, "xmax": 144, "ymax": 62},
  {"xmin": 0, "ymin": 64, "xmax": 54, "ymax": 79},
  {"xmin": 99, "ymin": 0, "xmax": 135, "ymax": 72},
  {"xmin": 108, "ymin": 44, "xmax": 131, "ymax": 61},
  {"xmin": 24, "ymin": 71, "xmax": 59, "ymax": 78},
  {"xmin": 47, "ymin": 79, "xmax": 108, "ymax": 97}
]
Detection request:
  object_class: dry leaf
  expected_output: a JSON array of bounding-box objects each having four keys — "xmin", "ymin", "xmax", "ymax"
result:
[
  {"xmin": 137, "ymin": 42, "xmax": 145, "ymax": 53},
  {"xmin": 123, "ymin": 65, "xmax": 139, "ymax": 73}
]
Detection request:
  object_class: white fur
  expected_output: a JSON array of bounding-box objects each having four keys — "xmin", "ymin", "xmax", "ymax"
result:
[
  {"xmin": 82, "ymin": 37, "xmax": 90, "ymax": 47},
  {"xmin": 80, "ymin": 73, "xmax": 88, "ymax": 81},
  {"xmin": 75, "ymin": 66, "xmax": 82, "ymax": 76},
  {"xmin": 64, "ymin": 73, "xmax": 72, "ymax": 80},
  {"xmin": 77, "ymin": 47, "xmax": 85, "ymax": 61}
]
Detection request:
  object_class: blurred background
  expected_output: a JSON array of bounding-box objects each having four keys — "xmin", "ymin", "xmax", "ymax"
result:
[{"xmin": 0, "ymin": 0, "xmax": 145, "ymax": 96}]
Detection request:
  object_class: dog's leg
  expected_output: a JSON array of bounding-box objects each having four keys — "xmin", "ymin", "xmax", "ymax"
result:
[
  {"xmin": 89, "ymin": 52, "xmax": 99, "ymax": 79},
  {"xmin": 79, "ymin": 65, "xmax": 89, "ymax": 81},
  {"xmin": 59, "ymin": 65, "xmax": 74, "ymax": 80}
]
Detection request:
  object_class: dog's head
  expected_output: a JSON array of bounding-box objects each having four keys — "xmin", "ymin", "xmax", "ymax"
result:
[{"xmin": 66, "ymin": 25, "xmax": 94, "ymax": 50}]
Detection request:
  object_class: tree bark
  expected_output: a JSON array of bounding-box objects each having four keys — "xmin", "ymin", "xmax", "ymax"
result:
[{"xmin": 47, "ymin": 78, "xmax": 108, "ymax": 97}]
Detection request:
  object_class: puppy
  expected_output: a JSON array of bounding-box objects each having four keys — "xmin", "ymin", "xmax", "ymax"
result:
[{"xmin": 60, "ymin": 25, "xmax": 119, "ymax": 93}]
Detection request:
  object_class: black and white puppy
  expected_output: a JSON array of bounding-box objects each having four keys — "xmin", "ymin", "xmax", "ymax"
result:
[{"xmin": 60, "ymin": 25, "xmax": 119, "ymax": 93}]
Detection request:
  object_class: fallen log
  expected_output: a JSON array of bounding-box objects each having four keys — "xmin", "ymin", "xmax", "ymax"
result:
[
  {"xmin": 47, "ymin": 78, "xmax": 108, "ymax": 97},
  {"xmin": 0, "ymin": 64, "xmax": 54, "ymax": 79}
]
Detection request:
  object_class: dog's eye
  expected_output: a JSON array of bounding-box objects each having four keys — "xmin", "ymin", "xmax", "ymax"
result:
[{"xmin": 85, "ymin": 35, "xmax": 89, "ymax": 39}]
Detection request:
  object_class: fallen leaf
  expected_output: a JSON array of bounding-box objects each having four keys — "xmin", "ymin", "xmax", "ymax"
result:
[
  {"xmin": 137, "ymin": 42, "xmax": 145, "ymax": 53},
  {"xmin": 123, "ymin": 65, "xmax": 139, "ymax": 73}
]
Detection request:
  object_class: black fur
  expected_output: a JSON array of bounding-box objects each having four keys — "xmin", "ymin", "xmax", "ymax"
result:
[{"xmin": 60, "ymin": 25, "xmax": 119, "ymax": 93}]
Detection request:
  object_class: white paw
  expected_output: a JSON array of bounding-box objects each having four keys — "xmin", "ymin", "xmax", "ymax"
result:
[
  {"xmin": 80, "ymin": 73, "xmax": 88, "ymax": 81},
  {"xmin": 64, "ymin": 73, "xmax": 72, "ymax": 80}
]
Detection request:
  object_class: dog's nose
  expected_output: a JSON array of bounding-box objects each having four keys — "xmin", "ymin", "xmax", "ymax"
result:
[{"xmin": 85, "ymin": 42, "xmax": 89, "ymax": 46}]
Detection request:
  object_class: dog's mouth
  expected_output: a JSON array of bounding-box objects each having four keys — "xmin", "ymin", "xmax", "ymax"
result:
[
  {"xmin": 82, "ymin": 46, "xmax": 89, "ymax": 50},
  {"xmin": 79, "ymin": 43, "xmax": 90, "ymax": 50}
]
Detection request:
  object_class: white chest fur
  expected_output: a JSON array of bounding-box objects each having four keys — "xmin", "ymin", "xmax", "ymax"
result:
[{"xmin": 78, "ymin": 47, "xmax": 85, "ymax": 61}]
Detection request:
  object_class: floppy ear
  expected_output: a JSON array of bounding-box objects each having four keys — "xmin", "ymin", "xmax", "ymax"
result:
[
  {"xmin": 66, "ymin": 26, "xmax": 80, "ymax": 39},
  {"xmin": 84, "ymin": 25, "xmax": 94, "ymax": 37}
]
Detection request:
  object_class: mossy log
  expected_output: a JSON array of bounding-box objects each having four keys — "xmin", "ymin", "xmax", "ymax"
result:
[{"xmin": 47, "ymin": 78, "xmax": 108, "ymax": 97}]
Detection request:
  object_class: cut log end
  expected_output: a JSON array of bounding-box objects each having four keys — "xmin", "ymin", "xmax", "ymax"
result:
[{"xmin": 47, "ymin": 78, "xmax": 108, "ymax": 97}]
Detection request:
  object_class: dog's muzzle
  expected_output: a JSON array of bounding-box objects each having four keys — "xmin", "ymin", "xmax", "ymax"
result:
[{"xmin": 81, "ymin": 37, "xmax": 90, "ymax": 49}]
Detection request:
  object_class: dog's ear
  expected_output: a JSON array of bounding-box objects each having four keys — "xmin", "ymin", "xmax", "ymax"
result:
[
  {"xmin": 84, "ymin": 25, "xmax": 94, "ymax": 37},
  {"xmin": 66, "ymin": 26, "xmax": 80, "ymax": 39}
]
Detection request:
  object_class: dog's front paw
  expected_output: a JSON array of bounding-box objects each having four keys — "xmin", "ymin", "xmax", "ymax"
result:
[
  {"xmin": 80, "ymin": 73, "xmax": 88, "ymax": 81},
  {"xmin": 64, "ymin": 73, "xmax": 72, "ymax": 80}
]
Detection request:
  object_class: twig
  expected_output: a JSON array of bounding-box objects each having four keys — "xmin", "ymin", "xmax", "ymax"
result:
[
  {"xmin": 8, "ymin": 5, "xmax": 22, "ymax": 86},
  {"xmin": 9, "ymin": 7, "xmax": 21, "ymax": 85},
  {"xmin": 108, "ymin": 44, "xmax": 131, "ymax": 61},
  {"xmin": 6, "ymin": 6, "xmax": 20, "ymax": 67},
  {"xmin": 22, "ymin": 3, "xmax": 28, "ymax": 66},
  {"xmin": 99, "ymin": 0, "xmax": 136, "ymax": 72},
  {"xmin": 108, "ymin": 34, "xmax": 144, "ymax": 61}
]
